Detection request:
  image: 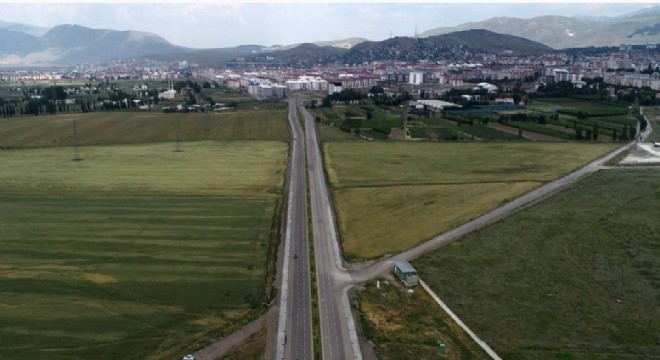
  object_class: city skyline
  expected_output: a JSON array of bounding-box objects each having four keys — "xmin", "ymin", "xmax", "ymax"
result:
[{"xmin": 0, "ymin": 2, "xmax": 656, "ymax": 49}]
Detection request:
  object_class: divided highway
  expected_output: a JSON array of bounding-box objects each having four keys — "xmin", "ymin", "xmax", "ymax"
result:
[
  {"xmin": 299, "ymin": 102, "xmax": 361, "ymax": 360},
  {"xmin": 275, "ymin": 99, "xmax": 313, "ymax": 360},
  {"xmin": 276, "ymin": 98, "xmax": 361, "ymax": 360}
]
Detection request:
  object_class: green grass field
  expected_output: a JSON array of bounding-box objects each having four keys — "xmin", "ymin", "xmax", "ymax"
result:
[
  {"xmin": 0, "ymin": 110, "xmax": 290, "ymax": 148},
  {"xmin": 0, "ymin": 141, "xmax": 288, "ymax": 196},
  {"xmin": 418, "ymin": 117, "xmax": 520, "ymax": 141},
  {"xmin": 355, "ymin": 280, "xmax": 489, "ymax": 360},
  {"xmin": 318, "ymin": 123, "xmax": 359, "ymax": 142},
  {"xmin": 325, "ymin": 142, "xmax": 616, "ymax": 188},
  {"xmin": 324, "ymin": 142, "xmax": 618, "ymax": 259},
  {"xmin": 414, "ymin": 169, "xmax": 660, "ymax": 359},
  {"xmin": 644, "ymin": 107, "xmax": 660, "ymax": 142},
  {"xmin": 530, "ymin": 98, "xmax": 627, "ymax": 113},
  {"xmin": 0, "ymin": 140, "xmax": 288, "ymax": 359},
  {"xmin": 0, "ymin": 196, "xmax": 274, "ymax": 360}
]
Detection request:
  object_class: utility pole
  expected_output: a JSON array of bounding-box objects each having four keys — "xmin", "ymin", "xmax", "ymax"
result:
[{"xmin": 72, "ymin": 119, "xmax": 81, "ymax": 161}]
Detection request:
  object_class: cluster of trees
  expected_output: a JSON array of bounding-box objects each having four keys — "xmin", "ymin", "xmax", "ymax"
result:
[
  {"xmin": 534, "ymin": 80, "xmax": 605, "ymax": 98},
  {"xmin": 573, "ymin": 122, "xmax": 600, "ymax": 141},
  {"xmin": 440, "ymin": 88, "xmax": 488, "ymax": 105},
  {"xmin": 0, "ymin": 80, "xmax": 218, "ymax": 119},
  {"xmin": 320, "ymin": 88, "xmax": 367, "ymax": 107},
  {"xmin": 0, "ymin": 103, "xmax": 17, "ymax": 117},
  {"xmin": 170, "ymin": 80, "xmax": 203, "ymax": 93},
  {"xmin": 578, "ymin": 123, "xmax": 634, "ymax": 141},
  {"xmin": 369, "ymin": 86, "xmax": 412, "ymax": 107},
  {"xmin": 497, "ymin": 113, "xmax": 548, "ymax": 125},
  {"xmin": 618, "ymin": 87, "xmax": 659, "ymax": 106}
]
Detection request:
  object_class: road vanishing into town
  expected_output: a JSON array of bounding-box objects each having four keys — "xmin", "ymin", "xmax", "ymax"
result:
[
  {"xmin": 275, "ymin": 98, "xmax": 313, "ymax": 360},
  {"xmin": 299, "ymin": 102, "xmax": 361, "ymax": 360}
]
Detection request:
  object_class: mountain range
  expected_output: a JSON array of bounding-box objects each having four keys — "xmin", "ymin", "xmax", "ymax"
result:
[
  {"xmin": 0, "ymin": 5, "xmax": 658, "ymax": 66},
  {"xmin": 227, "ymin": 30, "xmax": 552, "ymax": 68},
  {"xmin": 0, "ymin": 24, "xmax": 185, "ymax": 66},
  {"xmin": 421, "ymin": 5, "xmax": 660, "ymax": 49}
]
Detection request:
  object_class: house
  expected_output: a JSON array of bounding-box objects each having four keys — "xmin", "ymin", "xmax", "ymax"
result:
[
  {"xmin": 180, "ymin": 86, "xmax": 194, "ymax": 97},
  {"xmin": 394, "ymin": 260, "xmax": 418, "ymax": 286}
]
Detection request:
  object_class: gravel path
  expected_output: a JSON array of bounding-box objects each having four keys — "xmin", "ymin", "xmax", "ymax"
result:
[{"xmin": 193, "ymin": 307, "xmax": 275, "ymax": 360}]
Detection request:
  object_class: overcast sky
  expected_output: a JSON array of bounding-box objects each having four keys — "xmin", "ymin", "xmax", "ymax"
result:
[{"xmin": 0, "ymin": 2, "xmax": 655, "ymax": 48}]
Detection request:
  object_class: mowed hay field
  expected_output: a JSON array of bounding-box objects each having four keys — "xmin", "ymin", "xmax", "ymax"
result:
[
  {"xmin": 0, "ymin": 109, "xmax": 290, "ymax": 148},
  {"xmin": 0, "ymin": 140, "xmax": 288, "ymax": 359},
  {"xmin": 324, "ymin": 142, "xmax": 618, "ymax": 259},
  {"xmin": 414, "ymin": 169, "xmax": 660, "ymax": 359},
  {"xmin": 0, "ymin": 141, "xmax": 287, "ymax": 196}
]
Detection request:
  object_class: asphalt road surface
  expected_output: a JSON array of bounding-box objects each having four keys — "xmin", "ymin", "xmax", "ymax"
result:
[
  {"xmin": 299, "ymin": 102, "xmax": 360, "ymax": 360},
  {"xmin": 276, "ymin": 98, "xmax": 313, "ymax": 360}
]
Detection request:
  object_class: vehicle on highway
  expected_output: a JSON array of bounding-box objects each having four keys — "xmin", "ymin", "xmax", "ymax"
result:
[{"xmin": 293, "ymin": 253, "xmax": 298, "ymax": 259}]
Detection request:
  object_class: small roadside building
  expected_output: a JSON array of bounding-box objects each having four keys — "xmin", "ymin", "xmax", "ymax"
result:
[{"xmin": 393, "ymin": 260, "xmax": 419, "ymax": 286}]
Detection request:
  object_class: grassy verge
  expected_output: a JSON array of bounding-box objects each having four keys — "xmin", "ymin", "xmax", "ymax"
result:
[
  {"xmin": 354, "ymin": 279, "xmax": 490, "ymax": 360},
  {"xmin": 219, "ymin": 327, "xmax": 268, "ymax": 360},
  {"xmin": 414, "ymin": 169, "xmax": 660, "ymax": 359},
  {"xmin": 644, "ymin": 107, "xmax": 660, "ymax": 143}
]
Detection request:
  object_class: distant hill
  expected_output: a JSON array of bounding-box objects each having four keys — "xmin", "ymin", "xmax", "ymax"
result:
[
  {"xmin": 0, "ymin": 19, "xmax": 365, "ymax": 66},
  {"xmin": 0, "ymin": 24, "xmax": 186, "ymax": 66},
  {"xmin": 0, "ymin": 28, "xmax": 46, "ymax": 55},
  {"xmin": 265, "ymin": 37, "xmax": 368, "ymax": 52},
  {"xmin": 243, "ymin": 43, "xmax": 348, "ymax": 67},
  {"xmin": 41, "ymin": 25, "xmax": 185, "ymax": 65},
  {"xmin": 242, "ymin": 30, "xmax": 548, "ymax": 66},
  {"xmin": 146, "ymin": 45, "xmax": 267, "ymax": 65},
  {"xmin": 420, "ymin": 6, "xmax": 660, "ymax": 49},
  {"xmin": 0, "ymin": 19, "xmax": 49, "ymax": 37},
  {"xmin": 343, "ymin": 29, "xmax": 551, "ymax": 64}
]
